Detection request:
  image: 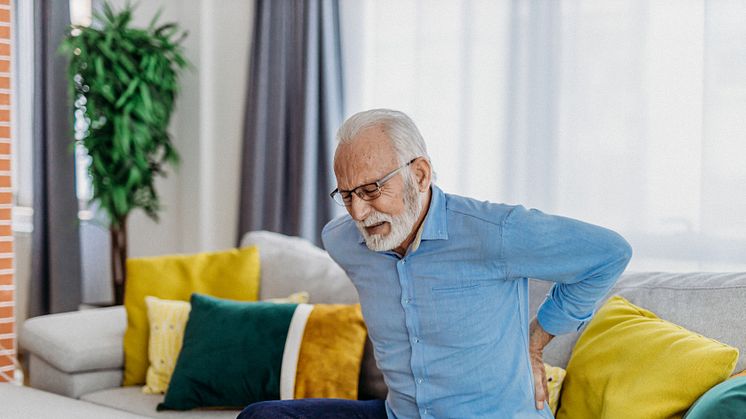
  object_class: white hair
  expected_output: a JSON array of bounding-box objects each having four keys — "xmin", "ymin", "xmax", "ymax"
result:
[{"xmin": 336, "ymin": 109, "xmax": 435, "ymax": 183}]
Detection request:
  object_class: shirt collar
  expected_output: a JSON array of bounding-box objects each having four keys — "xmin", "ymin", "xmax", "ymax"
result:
[{"xmin": 420, "ymin": 184, "xmax": 448, "ymax": 241}]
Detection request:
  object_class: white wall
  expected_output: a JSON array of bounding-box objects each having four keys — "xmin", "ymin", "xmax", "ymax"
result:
[{"xmin": 101, "ymin": 0, "xmax": 254, "ymax": 257}]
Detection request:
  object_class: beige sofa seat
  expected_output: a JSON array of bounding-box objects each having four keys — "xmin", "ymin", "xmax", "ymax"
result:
[
  {"xmin": 81, "ymin": 386, "xmax": 240, "ymax": 418},
  {"xmin": 0, "ymin": 383, "xmax": 148, "ymax": 419}
]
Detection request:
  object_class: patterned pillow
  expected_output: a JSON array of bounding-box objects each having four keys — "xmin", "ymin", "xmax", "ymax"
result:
[
  {"xmin": 142, "ymin": 297, "xmax": 191, "ymax": 394},
  {"xmin": 544, "ymin": 363, "xmax": 566, "ymax": 415}
]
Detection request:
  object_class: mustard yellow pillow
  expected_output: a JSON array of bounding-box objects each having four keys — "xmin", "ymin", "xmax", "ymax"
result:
[
  {"xmin": 544, "ymin": 363, "xmax": 566, "ymax": 415},
  {"xmin": 123, "ymin": 246, "xmax": 260, "ymax": 386},
  {"xmin": 556, "ymin": 296, "xmax": 739, "ymax": 419},
  {"xmin": 292, "ymin": 304, "xmax": 367, "ymax": 400},
  {"xmin": 142, "ymin": 292, "xmax": 310, "ymax": 394}
]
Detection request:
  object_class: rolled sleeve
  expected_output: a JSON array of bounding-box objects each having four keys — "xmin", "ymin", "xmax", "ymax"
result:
[
  {"xmin": 502, "ymin": 205, "xmax": 633, "ymax": 336},
  {"xmin": 536, "ymin": 284, "xmax": 595, "ymax": 335}
]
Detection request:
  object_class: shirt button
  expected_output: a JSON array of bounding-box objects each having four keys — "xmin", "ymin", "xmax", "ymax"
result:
[
  {"xmin": 414, "ymin": 337, "xmax": 420, "ymax": 343},
  {"xmin": 417, "ymin": 378, "xmax": 423, "ymax": 384}
]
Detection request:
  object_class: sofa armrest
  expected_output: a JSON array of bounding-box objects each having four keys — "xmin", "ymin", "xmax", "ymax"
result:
[
  {"xmin": 20, "ymin": 306, "xmax": 126, "ymax": 374},
  {"xmin": 28, "ymin": 354, "xmax": 123, "ymax": 398}
]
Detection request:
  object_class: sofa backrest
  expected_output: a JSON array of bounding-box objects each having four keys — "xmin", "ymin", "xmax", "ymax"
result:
[
  {"xmin": 242, "ymin": 231, "xmax": 746, "ymax": 373},
  {"xmin": 240, "ymin": 230, "xmax": 359, "ymax": 304},
  {"xmin": 530, "ymin": 272, "xmax": 746, "ymax": 372}
]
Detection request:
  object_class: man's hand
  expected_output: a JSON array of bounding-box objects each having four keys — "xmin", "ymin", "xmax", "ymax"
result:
[{"xmin": 529, "ymin": 318, "xmax": 555, "ymax": 411}]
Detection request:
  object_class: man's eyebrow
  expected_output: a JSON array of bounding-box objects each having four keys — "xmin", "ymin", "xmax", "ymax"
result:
[{"xmin": 338, "ymin": 180, "xmax": 376, "ymax": 193}]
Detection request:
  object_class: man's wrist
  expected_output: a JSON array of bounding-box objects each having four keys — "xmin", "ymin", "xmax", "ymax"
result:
[{"xmin": 529, "ymin": 317, "xmax": 554, "ymax": 351}]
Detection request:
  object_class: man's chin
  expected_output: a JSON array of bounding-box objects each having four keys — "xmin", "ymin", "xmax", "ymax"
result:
[{"xmin": 363, "ymin": 234, "xmax": 400, "ymax": 252}]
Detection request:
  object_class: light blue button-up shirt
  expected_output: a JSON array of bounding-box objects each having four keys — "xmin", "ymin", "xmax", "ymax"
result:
[{"xmin": 322, "ymin": 185, "xmax": 632, "ymax": 418}]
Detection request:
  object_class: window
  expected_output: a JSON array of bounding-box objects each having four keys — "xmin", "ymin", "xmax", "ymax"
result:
[
  {"xmin": 11, "ymin": 0, "xmax": 33, "ymax": 214},
  {"xmin": 11, "ymin": 0, "xmax": 94, "ymax": 226},
  {"xmin": 70, "ymin": 0, "xmax": 94, "ymax": 216},
  {"xmin": 341, "ymin": 0, "xmax": 746, "ymax": 271}
]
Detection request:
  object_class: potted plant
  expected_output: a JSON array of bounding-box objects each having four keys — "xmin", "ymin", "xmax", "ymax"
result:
[{"xmin": 61, "ymin": 2, "xmax": 188, "ymax": 305}]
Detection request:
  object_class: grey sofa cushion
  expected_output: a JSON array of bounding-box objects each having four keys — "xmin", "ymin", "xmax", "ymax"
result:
[
  {"xmin": 29, "ymin": 354, "xmax": 122, "ymax": 399},
  {"xmin": 0, "ymin": 383, "xmax": 148, "ymax": 418},
  {"xmin": 530, "ymin": 272, "xmax": 746, "ymax": 372},
  {"xmin": 20, "ymin": 306, "xmax": 126, "ymax": 373},
  {"xmin": 81, "ymin": 386, "xmax": 240, "ymax": 418},
  {"xmin": 241, "ymin": 230, "xmax": 359, "ymax": 304}
]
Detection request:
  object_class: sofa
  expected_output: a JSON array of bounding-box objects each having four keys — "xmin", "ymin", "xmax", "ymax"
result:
[{"xmin": 18, "ymin": 230, "xmax": 746, "ymax": 417}]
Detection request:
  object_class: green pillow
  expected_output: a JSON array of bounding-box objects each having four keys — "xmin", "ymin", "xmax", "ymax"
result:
[
  {"xmin": 157, "ymin": 293, "xmax": 297, "ymax": 411},
  {"xmin": 684, "ymin": 377, "xmax": 746, "ymax": 419}
]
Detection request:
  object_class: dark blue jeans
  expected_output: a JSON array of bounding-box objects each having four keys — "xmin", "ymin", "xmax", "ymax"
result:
[{"xmin": 237, "ymin": 398, "xmax": 387, "ymax": 419}]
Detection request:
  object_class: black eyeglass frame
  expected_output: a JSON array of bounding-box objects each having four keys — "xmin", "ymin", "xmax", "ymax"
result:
[{"xmin": 329, "ymin": 158, "xmax": 418, "ymax": 206}]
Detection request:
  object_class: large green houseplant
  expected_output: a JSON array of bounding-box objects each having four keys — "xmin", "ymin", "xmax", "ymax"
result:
[{"xmin": 61, "ymin": 2, "xmax": 188, "ymax": 305}]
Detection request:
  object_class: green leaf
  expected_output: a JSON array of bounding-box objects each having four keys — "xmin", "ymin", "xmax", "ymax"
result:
[
  {"xmin": 139, "ymin": 82, "xmax": 153, "ymax": 113},
  {"xmin": 126, "ymin": 167, "xmax": 141, "ymax": 188},
  {"xmin": 112, "ymin": 187, "xmax": 128, "ymax": 217},
  {"xmin": 113, "ymin": 64, "xmax": 131, "ymax": 84},
  {"xmin": 147, "ymin": 7, "xmax": 164, "ymax": 31},
  {"xmin": 95, "ymin": 56, "xmax": 105, "ymax": 79},
  {"xmin": 114, "ymin": 77, "xmax": 139, "ymax": 109},
  {"xmin": 119, "ymin": 54, "xmax": 137, "ymax": 75}
]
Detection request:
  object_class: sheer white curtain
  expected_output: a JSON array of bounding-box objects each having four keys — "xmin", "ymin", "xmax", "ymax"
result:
[{"xmin": 340, "ymin": 0, "xmax": 746, "ymax": 272}]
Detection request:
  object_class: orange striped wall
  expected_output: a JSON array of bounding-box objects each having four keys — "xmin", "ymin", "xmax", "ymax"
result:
[{"xmin": 0, "ymin": 0, "xmax": 13, "ymax": 382}]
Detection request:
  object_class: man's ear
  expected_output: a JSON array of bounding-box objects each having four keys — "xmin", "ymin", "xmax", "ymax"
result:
[{"xmin": 413, "ymin": 158, "xmax": 432, "ymax": 192}]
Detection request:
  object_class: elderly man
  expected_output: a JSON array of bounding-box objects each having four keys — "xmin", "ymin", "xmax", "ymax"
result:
[{"xmin": 240, "ymin": 109, "xmax": 632, "ymax": 418}]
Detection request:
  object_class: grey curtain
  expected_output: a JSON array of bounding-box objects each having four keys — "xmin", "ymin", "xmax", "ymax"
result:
[
  {"xmin": 237, "ymin": 0, "xmax": 344, "ymax": 246},
  {"xmin": 30, "ymin": 0, "xmax": 82, "ymax": 316}
]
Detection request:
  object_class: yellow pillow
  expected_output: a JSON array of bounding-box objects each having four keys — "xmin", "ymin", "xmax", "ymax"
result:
[
  {"xmin": 142, "ymin": 296, "xmax": 191, "ymax": 394},
  {"xmin": 293, "ymin": 304, "xmax": 367, "ymax": 399},
  {"xmin": 142, "ymin": 292, "xmax": 310, "ymax": 394},
  {"xmin": 544, "ymin": 363, "xmax": 566, "ymax": 415},
  {"xmin": 556, "ymin": 296, "xmax": 739, "ymax": 419},
  {"xmin": 123, "ymin": 246, "xmax": 260, "ymax": 386}
]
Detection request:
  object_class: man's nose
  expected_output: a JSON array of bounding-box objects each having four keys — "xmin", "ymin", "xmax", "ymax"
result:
[{"xmin": 348, "ymin": 193, "xmax": 371, "ymax": 221}]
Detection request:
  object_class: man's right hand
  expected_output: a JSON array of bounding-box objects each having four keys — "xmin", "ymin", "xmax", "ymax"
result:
[{"xmin": 529, "ymin": 318, "xmax": 554, "ymax": 411}]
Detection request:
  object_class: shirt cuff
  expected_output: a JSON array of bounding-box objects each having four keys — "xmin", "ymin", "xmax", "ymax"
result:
[{"xmin": 536, "ymin": 293, "xmax": 594, "ymax": 336}]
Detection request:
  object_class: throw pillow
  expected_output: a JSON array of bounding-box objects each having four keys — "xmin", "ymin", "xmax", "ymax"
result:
[
  {"xmin": 142, "ymin": 292, "xmax": 310, "ymax": 395},
  {"xmin": 142, "ymin": 296, "xmax": 191, "ymax": 394},
  {"xmin": 544, "ymin": 363, "xmax": 566, "ymax": 415},
  {"xmin": 556, "ymin": 296, "xmax": 739, "ymax": 419},
  {"xmin": 683, "ymin": 376, "xmax": 746, "ymax": 419},
  {"xmin": 158, "ymin": 295, "xmax": 367, "ymax": 411},
  {"xmin": 123, "ymin": 246, "xmax": 260, "ymax": 386},
  {"xmin": 158, "ymin": 294, "xmax": 298, "ymax": 410},
  {"xmin": 290, "ymin": 304, "xmax": 367, "ymax": 399}
]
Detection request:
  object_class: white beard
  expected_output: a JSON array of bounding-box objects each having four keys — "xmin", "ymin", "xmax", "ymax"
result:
[{"xmin": 356, "ymin": 180, "xmax": 424, "ymax": 252}]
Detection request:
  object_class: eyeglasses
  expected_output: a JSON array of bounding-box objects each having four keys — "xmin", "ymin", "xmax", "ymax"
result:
[{"xmin": 330, "ymin": 158, "xmax": 417, "ymax": 206}]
